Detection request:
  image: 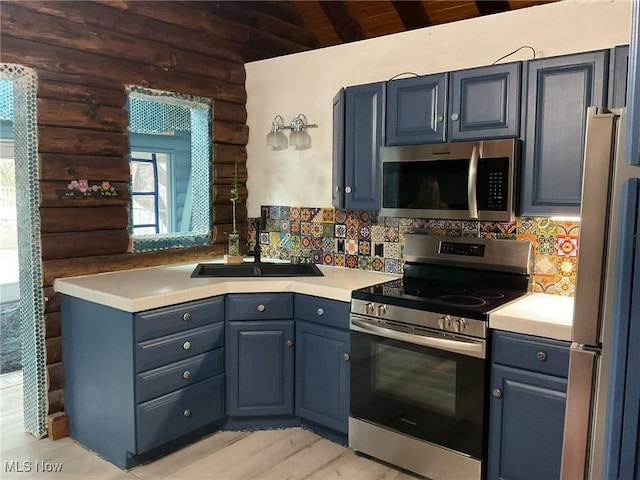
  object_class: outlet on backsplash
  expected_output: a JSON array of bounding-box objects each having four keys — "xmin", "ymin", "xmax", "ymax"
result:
[{"xmin": 246, "ymin": 206, "xmax": 580, "ymax": 297}]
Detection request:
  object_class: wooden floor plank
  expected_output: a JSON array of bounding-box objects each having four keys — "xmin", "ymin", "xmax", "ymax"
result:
[{"xmin": 1, "ymin": 384, "xmax": 421, "ymax": 480}]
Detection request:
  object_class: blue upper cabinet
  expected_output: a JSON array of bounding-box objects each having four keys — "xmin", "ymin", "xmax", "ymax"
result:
[
  {"xmin": 386, "ymin": 73, "xmax": 447, "ymax": 145},
  {"xmin": 448, "ymin": 63, "xmax": 521, "ymax": 142},
  {"xmin": 342, "ymin": 82, "xmax": 385, "ymax": 211},
  {"xmin": 332, "ymin": 88, "xmax": 346, "ymax": 208},
  {"xmin": 609, "ymin": 45, "xmax": 629, "ymax": 108},
  {"xmin": 521, "ymin": 50, "xmax": 608, "ymax": 216}
]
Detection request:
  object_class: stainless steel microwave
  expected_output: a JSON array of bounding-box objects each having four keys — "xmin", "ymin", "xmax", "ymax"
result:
[{"xmin": 380, "ymin": 139, "xmax": 519, "ymax": 221}]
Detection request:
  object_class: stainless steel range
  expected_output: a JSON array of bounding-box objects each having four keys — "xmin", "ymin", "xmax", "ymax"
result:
[{"xmin": 349, "ymin": 234, "xmax": 533, "ymax": 480}]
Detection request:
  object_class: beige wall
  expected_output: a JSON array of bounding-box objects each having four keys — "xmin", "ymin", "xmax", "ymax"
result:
[{"xmin": 245, "ymin": 0, "xmax": 632, "ymax": 217}]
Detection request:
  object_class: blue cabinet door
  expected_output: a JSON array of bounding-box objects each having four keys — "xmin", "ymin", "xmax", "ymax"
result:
[
  {"xmin": 332, "ymin": 88, "xmax": 346, "ymax": 208},
  {"xmin": 448, "ymin": 63, "xmax": 521, "ymax": 142},
  {"xmin": 609, "ymin": 45, "xmax": 629, "ymax": 108},
  {"xmin": 628, "ymin": 3, "xmax": 640, "ymax": 167},
  {"xmin": 226, "ymin": 320, "xmax": 294, "ymax": 417},
  {"xmin": 344, "ymin": 82, "xmax": 385, "ymax": 211},
  {"xmin": 521, "ymin": 50, "xmax": 608, "ymax": 216},
  {"xmin": 295, "ymin": 320, "xmax": 350, "ymax": 434},
  {"xmin": 386, "ymin": 73, "xmax": 447, "ymax": 145},
  {"xmin": 487, "ymin": 365, "xmax": 568, "ymax": 480}
]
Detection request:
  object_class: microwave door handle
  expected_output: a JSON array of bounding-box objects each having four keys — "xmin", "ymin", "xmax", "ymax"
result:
[{"xmin": 468, "ymin": 145, "xmax": 479, "ymax": 219}]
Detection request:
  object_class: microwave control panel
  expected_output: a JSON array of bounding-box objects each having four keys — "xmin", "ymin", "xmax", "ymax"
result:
[{"xmin": 478, "ymin": 157, "xmax": 509, "ymax": 211}]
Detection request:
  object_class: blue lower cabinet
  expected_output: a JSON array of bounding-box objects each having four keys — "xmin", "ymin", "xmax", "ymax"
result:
[
  {"xmin": 61, "ymin": 295, "xmax": 226, "ymax": 469},
  {"xmin": 488, "ymin": 331, "xmax": 570, "ymax": 480},
  {"xmin": 295, "ymin": 320, "xmax": 350, "ymax": 434},
  {"xmin": 226, "ymin": 320, "xmax": 295, "ymax": 417}
]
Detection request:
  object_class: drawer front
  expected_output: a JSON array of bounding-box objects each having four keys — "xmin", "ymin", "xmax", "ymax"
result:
[
  {"xmin": 136, "ymin": 323, "xmax": 224, "ymax": 373},
  {"xmin": 492, "ymin": 331, "xmax": 570, "ymax": 377},
  {"xmin": 136, "ymin": 348, "xmax": 224, "ymax": 403},
  {"xmin": 135, "ymin": 296, "xmax": 224, "ymax": 342},
  {"xmin": 136, "ymin": 374, "xmax": 225, "ymax": 453},
  {"xmin": 294, "ymin": 294, "xmax": 350, "ymax": 329},
  {"xmin": 226, "ymin": 293, "xmax": 294, "ymax": 321}
]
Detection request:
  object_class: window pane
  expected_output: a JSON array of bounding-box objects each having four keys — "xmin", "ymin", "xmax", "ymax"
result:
[{"xmin": 131, "ymin": 161, "xmax": 156, "ymax": 193}]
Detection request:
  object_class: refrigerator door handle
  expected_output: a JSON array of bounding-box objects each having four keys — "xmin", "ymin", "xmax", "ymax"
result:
[
  {"xmin": 561, "ymin": 346, "xmax": 599, "ymax": 480},
  {"xmin": 572, "ymin": 108, "xmax": 621, "ymax": 346}
]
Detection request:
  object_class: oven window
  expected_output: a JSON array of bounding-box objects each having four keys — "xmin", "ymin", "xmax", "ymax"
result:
[{"xmin": 374, "ymin": 343, "xmax": 456, "ymax": 417}]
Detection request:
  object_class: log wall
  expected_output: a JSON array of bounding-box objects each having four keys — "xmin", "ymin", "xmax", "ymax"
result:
[{"xmin": 0, "ymin": 1, "xmax": 255, "ymax": 418}]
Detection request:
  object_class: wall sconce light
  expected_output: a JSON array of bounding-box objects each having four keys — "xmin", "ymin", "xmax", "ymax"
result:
[{"xmin": 267, "ymin": 114, "xmax": 318, "ymax": 151}]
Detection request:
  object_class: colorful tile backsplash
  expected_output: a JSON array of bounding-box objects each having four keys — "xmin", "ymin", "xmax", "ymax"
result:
[{"xmin": 247, "ymin": 206, "xmax": 580, "ymax": 297}]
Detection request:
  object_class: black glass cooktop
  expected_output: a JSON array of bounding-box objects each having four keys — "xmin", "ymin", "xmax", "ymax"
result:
[{"xmin": 352, "ymin": 264, "xmax": 531, "ymax": 320}]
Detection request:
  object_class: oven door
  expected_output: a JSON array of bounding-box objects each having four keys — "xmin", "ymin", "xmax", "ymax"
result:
[{"xmin": 350, "ymin": 314, "xmax": 487, "ymax": 460}]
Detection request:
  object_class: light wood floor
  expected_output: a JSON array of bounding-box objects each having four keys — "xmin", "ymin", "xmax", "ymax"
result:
[{"xmin": 0, "ymin": 382, "xmax": 421, "ymax": 480}]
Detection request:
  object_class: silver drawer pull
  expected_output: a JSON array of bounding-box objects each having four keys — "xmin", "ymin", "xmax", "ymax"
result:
[
  {"xmin": 317, "ymin": 308, "xmax": 324, "ymax": 316},
  {"xmin": 182, "ymin": 341, "xmax": 191, "ymax": 350},
  {"xmin": 182, "ymin": 370, "xmax": 190, "ymax": 379},
  {"xmin": 286, "ymin": 339, "xmax": 294, "ymax": 347},
  {"xmin": 257, "ymin": 304, "xmax": 265, "ymax": 312},
  {"xmin": 537, "ymin": 351, "xmax": 547, "ymax": 361},
  {"xmin": 343, "ymin": 353, "xmax": 350, "ymax": 362},
  {"xmin": 182, "ymin": 312, "xmax": 191, "ymax": 321},
  {"xmin": 493, "ymin": 388, "xmax": 502, "ymax": 399},
  {"xmin": 183, "ymin": 409, "xmax": 191, "ymax": 417}
]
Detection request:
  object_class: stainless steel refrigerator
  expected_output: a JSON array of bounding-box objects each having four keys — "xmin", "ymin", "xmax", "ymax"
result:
[{"xmin": 560, "ymin": 106, "xmax": 640, "ymax": 479}]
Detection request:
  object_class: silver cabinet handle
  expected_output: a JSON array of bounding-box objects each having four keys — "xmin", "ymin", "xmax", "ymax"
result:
[
  {"xmin": 182, "ymin": 341, "xmax": 191, "ymax": 350},
  {"xmin": 345, "ymin": 186, "xmax": 352, "ymax": 194},
  {"xmin": 436, "ymin": 114, "xmax": 444, "ymax": 123},
  {"xmin": 182, "ymin": 312, "xmax": 191, "ymax": 321},
  {"xmin": 451, "ymin": 112, "xmax": 460, "ymax": 121},
  {"xmin": 537, "ymin": 351, "xmax": 547, "ymax": 362},
  {"xmin": 182, "ymin": 370, "xmax": 190, "ymax": 379},
  {"xmin": 493, "ymin": 389, "xmax": 502, "ymax": 399},
  {"xmin": 317, "ymin": 308, "xmax": 324, "ymax": 316},
  {"xmin": 343, "ymin": 353, "xmax": 350, "ymax": 362},
  {"xmin": 183, "ymin": 409, "xmax": 191, "ymax": 417},
  {"xmin": 257, "ymin": 304, "xmax": 265, "ymax": 312},
  {"xmin": 286, "ymin": 339, "xmax": 294, "ymax": 347}
]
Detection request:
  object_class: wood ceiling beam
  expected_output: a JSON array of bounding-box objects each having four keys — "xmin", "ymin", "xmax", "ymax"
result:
[
  {"xmin": 475, "ymin": 0, "xmax": 511, "ymax": 16},
  {"xmin": 318, "ymin": 1, "xmax": 365, "ymax": 43},
  {"xmin": 392, "ymin": 1, "xmax": 432, "ymax": 30}
]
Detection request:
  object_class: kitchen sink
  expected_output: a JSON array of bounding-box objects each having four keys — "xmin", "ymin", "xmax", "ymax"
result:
[{"xmin": 190, "ymin": 262, "xmax": 324, "ymax": 278}]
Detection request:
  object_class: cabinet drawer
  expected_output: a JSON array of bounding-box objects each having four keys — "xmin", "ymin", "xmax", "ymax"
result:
[
  {"xmin": 295, "ymin": 295, "xmax": 349, "ymax": 329},
  {"xmin": 492, "ymin": 331, "xmax": 570, "ymax": 378},
  {"xmin": 226, "ymin": 293, "xmax": 294, "ymax": 321},
  {"xmin": 136, "ymin": 374, "xmax": 225, "ymax": 454},
  {"xmin": 135, "ymin": 296, "xmax": 224, "ymax": 342},
  {"xmin": 136, "ymin": 348, "xmax": 224, "ymax": 403},
  {"xmin": 136, "ymin": 323, "xmax": 224, "ymax": 373}
]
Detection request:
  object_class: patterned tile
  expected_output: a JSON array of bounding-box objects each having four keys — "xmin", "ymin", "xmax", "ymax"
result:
[
  {"xmin": 335, "ymin": 209, "xmax": 347, "ymax": 224},
  {"xmin": 346, "ymin": 239, "xmax": 358, "ymax": 255},
  {"xmin": 535, "ymin": 255, "xmax": 557, "ymax": 275},
  {"xmin": 312, "ymin": 250, "xmax": 323, "ymax": 264},
  {"xmin": 323, "ymin": 252, "xmax": 335, "ymax": 265},
  {"xmin": 280, "ymin": 220, "xmax": 290, "ymax": 233},
  {"xmin": 266, "ymin": 218, "xmax": 280, "ymax": 232},
  {"xmin": 279, "ymin": 248, "xmax": 290, "ymax": 260},
  {"xmin": 300, "ymin": 208, "xmax": 312, "ymax": 222},
  {"xmin": 290, "ymin": 235, "xmax": 301, "ymax": 250},
  {"xmin": 556, "ymin": 256, "xmax": 577, "ymax": 279},
  {"xmin": 517, "ymin": 218, "xmax": 537, "ymax": 235},
  {"xmin": 260, "ymin": 232, "xmax": 270, "ymax": 245},
  {"xmin": 322, "ymin": 236, "xmax": 335, "ymax": 253},
  {"xmin": 532, "ymin": 274, "xmax": 557, "ymax": 295},
  {"xmin": 462, "ymin": 221, "xmax": 480, "ymax": 234},
  {"xmin": 290, "ymin": 221, "xmax": 300, "ymax": 234},
  {"xmin": 312, "ymin": 237, "xmax": 322, "ymax": 250},
  {"xmin": 358, "ymin": 255, "xmax": 372, "ymax": 270},
  {"xmin": 359, "ymin": 211, "xmax": 372, "ymax": 223},
  {"xmin": 301, "ymin": 236, "xmax": 312, "ymax": 249},
  {"xmin": 323, "ymin": 223, "xmax": 334, "ymax": 237},
  {"xmin": 370, "ymin": 225, "xmax": 386, "ymax": 243},
  {"xmin": 269, "ymin": 206, "xmax": 280, "ymax": 220},
  {"xmin": 556, "ymin": 235, "xmax": 578, "ymax": 257},
  {"xmin": 358, "ymin": 240, "xmax": 371, "ymax": 256},
  {"xmin": 384, "ymin": 216, "xmax": 399, "ymax": 227},
  {"xmin": 336, "ymin": 239, "xmax": 345, "ymax": 253},
  {"xmin": 335, "ymin": 224, "xmax": 346, "ymax": 238},
  {"xmin": 384, "ymin": 242, "xmax": 402, "ymax": 259},
  {"xmin": 301, "ymin": 222, "xmax": 311, "ymax": 235},
  {"xmin": 311, "ymin": 223, "xmax": 324, "ymax": 238},
  {"xmin": 322, "ymin": 208, "xmax": 335, "ymax": 223},
  {"xmin": 557, "ymin": 221, "xmax": 580, "ymax": 236},
  {"xmin": 537, "ymin": 235, "xmax": 556, "ymax": 256},
  {"xmin": 346, "ymin": 212, "xmax": 359, "ymax": 227},
  {"xmin": 373, "ymin": 243, "xmax": 384, "ymax": 257},
  {"xmin": 280, "ymin": 206, "xmax": 290, "ymax": 220},
  {"xmin": 312, "ymin": 209, "xmax": 324, "ymax": 224},
  {"xmin": 554, "ymin": 275, "xmax": 576, "ymax": 296},
  {"xmin": 371, "ymin": 256, "xmax": 384, "ymax": 271},
  {"xmin": 537, "ymin": 218, "xmax": 558, "ymax": 235},
  {"xmin": 335, "ymin": 253, "xmax": 346, "ymax": 267},
  {"xmin": 358, "ymin": 222, "xmax": 372, "ymax": 240},
  {"xmin": 346, "ymin": 254, "xmax": 358, "ymax": 269},
  {"xmin": 278, "ymin": 232, "xmax": 291, "ymax": 248},
  {"xmin": 385, "ymin": 225, "xmax": 399, "ymax": 242},
  {"xmin": 346, "ymin": 225, "xmax": 358, "ymax": 240},
  {"xmin": 384, "ymin": 258, "xmax": 399, "ymax": 274},
  {"xmin": 289, "ymin": 207, "xmax": 301, "ymax": 221}
]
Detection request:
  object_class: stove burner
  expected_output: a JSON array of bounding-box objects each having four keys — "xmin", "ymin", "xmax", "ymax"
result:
[
  {"xmin": 472, "ymin": 290, "xmax": 506, "ymax": 299},
  {"xmin": 436, "ymin": 285, "xmax": 468, "ymax": 295},
  {"xmin": 439, "ymin": 295, "xmax": 488, "ymax": 307}
]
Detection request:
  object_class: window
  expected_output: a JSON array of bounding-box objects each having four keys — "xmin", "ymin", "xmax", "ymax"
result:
[{"xmin": 126, "ymin": 87, "xmax": 212, "ymax": 252}]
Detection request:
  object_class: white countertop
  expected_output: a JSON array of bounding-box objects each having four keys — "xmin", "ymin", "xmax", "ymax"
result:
[
  {"xmin": 489, "ymin": 292, "xmax": 574, "ymax": 341},
  {"xmin": 55, "ymin": 261, "xmax": 574, "ymax": 341},
  {"xmin": 53, "ymin": 262, "xmax": 399, "ymax": 313}
]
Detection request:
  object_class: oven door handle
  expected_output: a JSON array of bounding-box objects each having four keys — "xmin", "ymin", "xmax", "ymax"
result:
[
  {"xmin": 467, "ymin": 144, "xmax": 479, "ymax": 219},
  {"xmin": 351, "ymin": 318, "xmax": 485, "ymax": 359}
]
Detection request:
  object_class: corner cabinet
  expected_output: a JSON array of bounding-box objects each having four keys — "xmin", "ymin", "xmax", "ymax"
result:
[
  {"xmin": 225, "ymin": 293, "xmax": 295, "ymax": 417},
  {"xmin": 521, "ymin": 50, "xmax": 608, "ymax": 216},
  {"xmin": 386, "ymin": 73, "xmax": 447, "ymax": 145},
  {"xmin": 333, "ymin": 82, "xmax": 385, "ymax": 211},
  {"xmin": 487, "ymin": 331, "xmax": 570, "ymax": 480},
  {"xmin": 61, "ymin": 295, "xmax": 226, "ymax": 470},
  {"xmin": 294, "ymin": 295, "xmax": 351, "ymax": 435}
]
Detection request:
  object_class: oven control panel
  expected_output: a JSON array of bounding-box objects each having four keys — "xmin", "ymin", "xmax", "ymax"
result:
[
  {"xmin": 350, "ymin": 299, "xmax": 486, "ymax": 339},
  {"xmin": 439, "ymin": 241, "xmax": 485, "ymax": 257}
]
